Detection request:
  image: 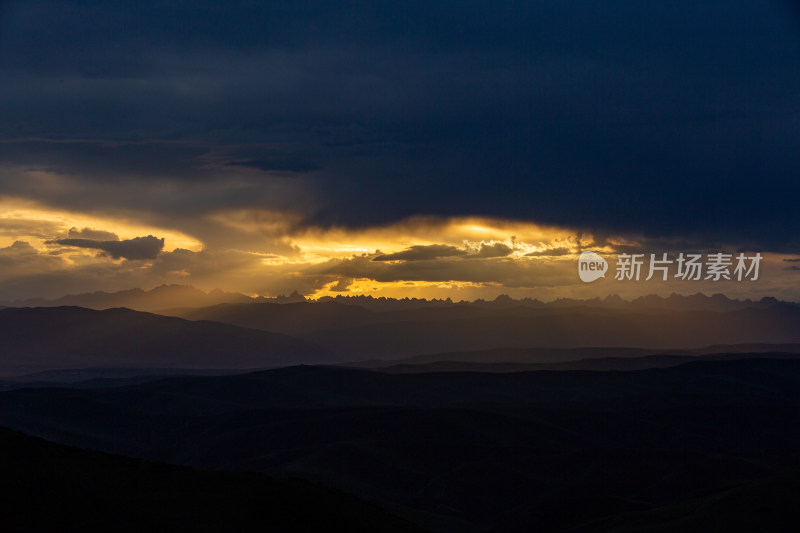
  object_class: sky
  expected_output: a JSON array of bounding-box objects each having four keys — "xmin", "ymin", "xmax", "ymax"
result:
[{"xmin": 1, "ymin": 0, "xmax": 799, "ymax": 301}]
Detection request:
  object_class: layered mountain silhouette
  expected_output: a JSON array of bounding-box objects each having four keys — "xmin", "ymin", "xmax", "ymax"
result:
[
  {"xmin": 3, "ymin": 292, "xmax": 799, "ymax": 372},
  {"xmin": 3, "ymin": 287, "xmax": 799, "ymax": 530},
  {"xmin": 0, "ymin": 306, "xmax": 333, "ymax": 376},
  {"xmin": 3, "ymin": 359, "xmax": 800, "ymax": 531},
  {"xmin": 5, "ymin": 285, "xmax": 793, "ymax": 314},
  {"xmin": 318, "ymin": 291, "xmax": 790, "ymax": 312},
  {"xmin": 169, "ymin": 298, "xmax": 800, "ymax": 359}
]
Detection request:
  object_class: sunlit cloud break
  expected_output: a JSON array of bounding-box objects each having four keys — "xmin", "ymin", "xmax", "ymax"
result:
[{"xmin": 1, "ymin": 198, "xmax": 798, "ymax": 302}]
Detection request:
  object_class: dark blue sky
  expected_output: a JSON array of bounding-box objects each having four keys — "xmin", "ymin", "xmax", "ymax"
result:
[{"xmin": 2, "ymin": 0, "xmax": 800, "ymax": 251}]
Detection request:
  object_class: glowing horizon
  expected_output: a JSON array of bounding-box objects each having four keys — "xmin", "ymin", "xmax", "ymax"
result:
[{"xmin": 1, "ymin": 195, "xmax": 798, "ymax": 302}]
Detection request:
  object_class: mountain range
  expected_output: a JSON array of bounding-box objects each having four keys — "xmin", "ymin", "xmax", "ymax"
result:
[
  {"xmin": 168, "ymin": 300, "xmax": 800, "ymax": 359},
  {"xmin": 4, "ymin": 284, "xmax": 795, "ymax": 313},
  {"xmin": 2, "ymin": 295, "xmax": 800, "ymax": 375}
]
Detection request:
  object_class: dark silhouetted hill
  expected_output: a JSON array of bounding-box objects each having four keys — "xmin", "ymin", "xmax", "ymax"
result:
[
  {"xmin": 361, "ymin": 351, "xmax": 800, "ymax": 373},
  {"xmin": 314, "ymin": 307, "xmax": 800, "ymax": 358},
  {"xmin": 4, "ymin": 284, "xmax": 254, "ymax": 312},
  {"xmin": 3, "ymin": 359, "xmax": 800, "ymax": 531},
  {"xmin": 0, "ymin": 426, "xmax": 423, "ymax": 532},
  {"xmin": 170, "ymin": 300, "xmax": 377, "ymax": 337},
  {"xmin": 0, "ymin": 306, "xmax": 333, "ymax": 376},
  {"xmin": 343, "ymin": 345, "xmax": 800, "ymax": 371}
]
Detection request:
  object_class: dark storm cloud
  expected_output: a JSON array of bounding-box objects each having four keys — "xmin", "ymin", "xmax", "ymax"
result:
[
  {"xmin": 225, "ymin": 158, "xmax": 320, "ymax": 173},
  {"xmin": 67, "ymin": 227, "xmax": 119, "ymax": 241},
  {"xmin": 328, "ymin": 278, "xmax": 354, "ymax": 292},
  {"xmin": 475, "ymin": 242, "xmax": 514, "ymax": 258},
  {"xmin": 373, "ymin": 244, "xmax": 466, "ymax": 262},
  {"xmin": 0, "ymin": 140, "xmax": 211, "ymax": 181},
  {"xmin": 48, "ymin": 235, "xmax": 165, "ymax": 260},
  {"xmin": 312, "ymin": 253, "xmax": 573, "ymax": 288},
  {"xmin": 2, "ymin": 1, "xmax": 800, "ymax": 250},
  {"xmin": 526, "ymin": 247, "xmax": 571, "ymax": 257}
]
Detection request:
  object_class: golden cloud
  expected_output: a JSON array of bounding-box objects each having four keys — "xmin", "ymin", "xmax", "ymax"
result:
[{"xmin": 0, "ymin": 196, "xmax": 203, "ymax": 253}]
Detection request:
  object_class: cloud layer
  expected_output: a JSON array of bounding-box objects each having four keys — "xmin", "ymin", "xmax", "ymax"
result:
[
  {"xmin": 1, "ymin": 1, "xmax": 799, "ymax": 249},
  {"xmin": 48, "ymin": 235, "xmax": 165, "ymax": 260}
]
